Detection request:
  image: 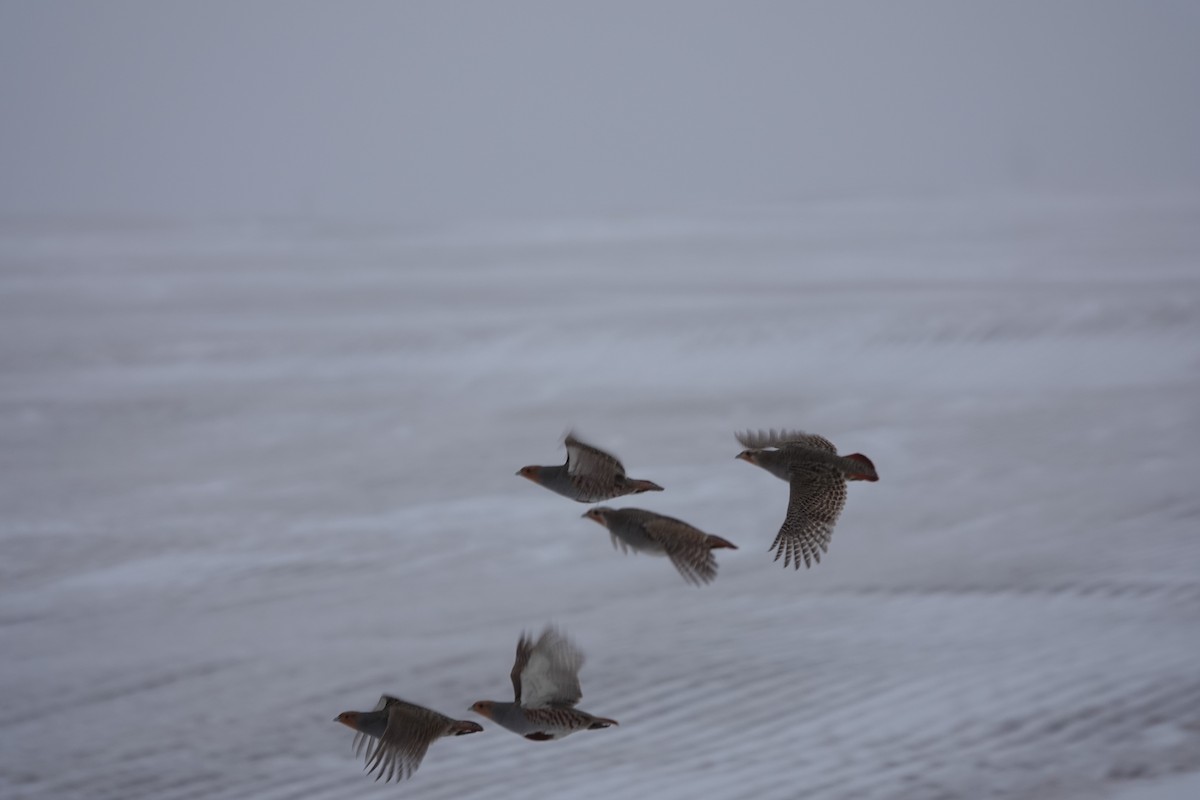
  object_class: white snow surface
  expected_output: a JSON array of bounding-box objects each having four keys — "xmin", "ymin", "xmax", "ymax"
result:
[{"xmin": 2, "ymin": 194, "xmax": 1200, "ymax": 799}]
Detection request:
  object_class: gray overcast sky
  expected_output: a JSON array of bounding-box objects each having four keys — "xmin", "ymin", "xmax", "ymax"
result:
[{"xmin": 2, "ymin": 1, "xmax": 1198, "ymax": 223}]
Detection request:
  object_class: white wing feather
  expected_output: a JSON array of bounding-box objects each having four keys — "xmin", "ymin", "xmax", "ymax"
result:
[{"xmin": 519, "ymin": 628, "xmax": 584, "ymax": 709}]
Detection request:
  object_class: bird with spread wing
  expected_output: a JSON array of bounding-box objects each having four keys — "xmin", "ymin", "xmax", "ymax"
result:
[
  {"xmin": 735, "ymin": 429, "xmax": 878, "ymax": 569},
  {"xmin": 517, "ymin": 431, "xmax": 664, "ymax": 503},
  {"xmin": 582, "ymin": 506, "xmax": 738, "ymax": 585},
  {"xmin": 334, "ymin": 696, "xmax": 482, "ymax": 783},
  {"xmin": 470, "ymin": 626, "xmax": 618, "ymax": 741}
]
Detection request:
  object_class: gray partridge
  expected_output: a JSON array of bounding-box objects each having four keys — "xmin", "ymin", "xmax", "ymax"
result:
[
  {"xmin": 582, "ymin": 506, "xmax": 737, "ymax": 585},
  {"xmin": 334, "ymin": 695, "xmax": 482, "ymax": 783},
  {"xmin": 735, "ymin": 429, "xmax": 878, "ymax": 569},
  {"xmin": 470, "ymin": 626, "xmax": 618, "ymax": 741},
  {"xmin": 517, "ymin": 431, "xmax": 663, "ymax": 503}
]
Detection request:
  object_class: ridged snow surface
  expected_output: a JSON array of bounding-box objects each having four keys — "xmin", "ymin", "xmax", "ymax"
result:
[{"xmin": 2, "ymin": 195, "xmax": 1199, "ymax": 799}]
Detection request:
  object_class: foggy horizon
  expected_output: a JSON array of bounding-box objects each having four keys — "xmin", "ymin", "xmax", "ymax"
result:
[{"xmin": 3, "ymin": 1, "xmax": 1200, "ymax": 225}]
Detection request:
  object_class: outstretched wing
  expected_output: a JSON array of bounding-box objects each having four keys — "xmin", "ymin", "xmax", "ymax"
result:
[
  {"xmin": 519, "ymin": 627, "xmax": 584, "ymax": 709},
  {"xmin": 643, "ymin": 517, "xmax": 720, "ymax": 586},
  {"xmin": 565, "ymin": 432, "xmax": 626, "ymax": 482},
  {"xmin": 771, "ymin": 465, "xmax": 847, "ymax": 569},
  {"xmin": 736, "ymin": 429, "xmax": 838, "ymax": 453},
  {"xmin": 358, "ymin": 696, "xmax": 449, "ymax": 783},
  {"xmin": 510, "ymin": 632, "xmax": 534, "ymax": 703}
]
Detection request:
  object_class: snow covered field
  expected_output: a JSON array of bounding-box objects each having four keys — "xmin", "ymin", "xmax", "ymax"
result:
[{"xmin": 2, "ymin": 194, "xmax": 1199, "ymax": 799}]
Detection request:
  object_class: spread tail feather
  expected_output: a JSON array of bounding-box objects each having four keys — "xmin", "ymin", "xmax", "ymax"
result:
[
  {"xmin": 707, "ymin": 534, "xmax": 738, "ymax": 550},
  {"xmin": 845, "ymin": 453, "xmax": 878, "ymax": 481}
]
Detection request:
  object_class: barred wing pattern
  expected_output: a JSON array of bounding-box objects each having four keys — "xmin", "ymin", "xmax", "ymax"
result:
[
  {"xmin": 353, "ymin": 696, "xmax": 449, "ymax": 783},
  {"xmin": 772, "ymin": 464, "xmax": 848, "ymax": 569},
  {"xmin": 736, "ymin": 429, "xmax": 838, "ymax": 453},
  {"xmin": 565, "ymin": 432, "xmax": 625, "ymax": 482},
  {"xmin": 642, "ymin": 517, "xmax": 721, "ymax": 586}
]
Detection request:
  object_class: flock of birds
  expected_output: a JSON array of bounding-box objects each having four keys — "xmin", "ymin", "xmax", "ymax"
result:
[{"xmin": 335, "ymin": 429, "xmax": 879, "ymax": 783}]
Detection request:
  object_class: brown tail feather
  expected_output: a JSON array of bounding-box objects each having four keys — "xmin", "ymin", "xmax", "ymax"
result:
[
  {"xmin": 627, "ymin": 479, "xmax": 664, "ymax": 493},
  {"xmin": 845, "ymin": 453, "xmax": 878, "ymax": 481},
  {"xmin": 588, "ymin": 717, "xmax": 619, "ymax": 729},
  {"xmin": 707, "ymin": 534, "xmax": 738, "ymax": 550}
]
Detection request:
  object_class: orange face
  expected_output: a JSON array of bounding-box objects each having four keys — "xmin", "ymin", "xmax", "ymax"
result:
[
  {"xmin": 334, "ymin": 711, "xmax": 360, "ymax": 727},
  {"xmin": 516, "ymin": 466, "xmax": 539, "ymax": 480},
  {"xmin": 735, "ymin": 450, "xmax": 756, "ymax": 463},
  {"xmin": 581, "ymin": 509, "xmax": 606, "ymax": 524},
  {"xmin": 469, "ymin": 700, "xmax": 495, "ymax": 718}
]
